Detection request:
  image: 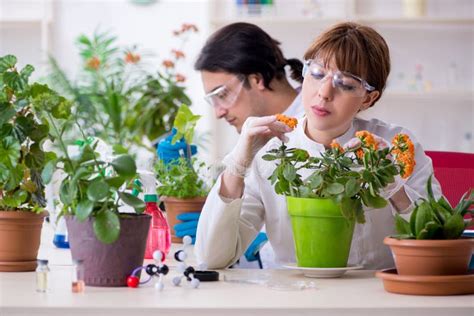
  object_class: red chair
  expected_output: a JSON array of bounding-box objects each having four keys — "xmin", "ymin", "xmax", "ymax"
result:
[{"xmin": 425, "ymin": 151, "xmax": 474, "ymax": 207}]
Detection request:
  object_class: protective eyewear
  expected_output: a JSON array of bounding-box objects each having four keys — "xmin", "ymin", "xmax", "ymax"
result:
[
  {"xmin": 204, "ymin": 76, "xmax": 244, "ymax": 109},
  {"xmin": 302, "ymin": 59, "xmax": 375, "ymax": 97}
]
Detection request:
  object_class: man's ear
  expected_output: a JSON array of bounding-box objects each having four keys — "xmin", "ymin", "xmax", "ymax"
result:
[
  {"xmin": 360, "ymin": 91, "xmax": 380, "ymax": 111},
  {"xmin": 248, "ymin": 74, "xmax": 266, "ymax": 91}
]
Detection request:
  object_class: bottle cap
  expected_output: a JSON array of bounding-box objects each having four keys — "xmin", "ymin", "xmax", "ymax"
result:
[
  {"xmin": 37, "ymin": 259, "xmax": 49, "ymax": 265},
  {"xmin": 144, "ymin": 194, "xmax": 158, "ymax": 202}
]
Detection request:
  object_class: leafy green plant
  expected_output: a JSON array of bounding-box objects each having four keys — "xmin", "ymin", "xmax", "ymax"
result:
[
  {"xmin": 394, "ymin": 175, "xmax": 473, "ymax": 240},
  {"xmin": 155, "ymin": 104, "xmax": 209, "ymax": 198},
  {"xmin": 48, "ymin": 24, "xmax": 197, "ymax": 151},
  {"xmin": 0, "ymin": 55, "xmax": 59, "ymax": 212},
  {"xmin": 263, "ymin": 131, "xmax": 415, "ymax": 223},
  {"xmin": 37, "ymin": 93, "xmax": 146, "ymax": 244}
]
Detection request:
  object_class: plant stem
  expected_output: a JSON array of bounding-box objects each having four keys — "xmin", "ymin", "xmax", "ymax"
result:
[{"xmin": 47, "ymin": 112, "xmax": 75, "ymax": 173}]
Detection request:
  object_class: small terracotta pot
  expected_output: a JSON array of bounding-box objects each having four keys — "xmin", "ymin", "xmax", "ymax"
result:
[
  {"xmin": 384, "ymin": 236, "xmax": 474, "ymax": 276},
  {"xmin": 160, "ymin": 196, "xmax": 206, "ymax": 243},
  {"xmin": 0, "ymin": 210, "xmax": 47, "ymax": 272},
  {"xmin": 65, "ymin": 213, "xmax": 150, "ymax": 287}
]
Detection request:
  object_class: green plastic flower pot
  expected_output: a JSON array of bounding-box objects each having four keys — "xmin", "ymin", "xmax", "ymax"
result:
[{"xmin": 287, "ymin": 196, "xmax": 355, "ymax": 268}]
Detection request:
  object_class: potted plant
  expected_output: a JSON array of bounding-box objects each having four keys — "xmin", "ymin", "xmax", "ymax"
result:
[
  {"xmin": 39, "ymin": 99, "xmax": 150, "ymax": 286},
  {"xmin": 385, "ymin": 175, "xmax": 473, "ymax": 276},
  {"xmin": 263, "ymin": 125, "xmax": 416, "ymax": 268},
  {"xmin": 0, "ymin": 55, "xmax": 57, "ymax": 271},
  {"xmin": 156, "ymin": 104, "xmax": 209, "ymax": 243},
  {"xmin": 48, "ymin": 24, "xmax": 198, "ymax": 152}
]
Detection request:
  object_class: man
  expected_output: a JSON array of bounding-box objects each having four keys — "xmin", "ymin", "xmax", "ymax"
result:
[{"xmin": 169, "ymin": 22, "xmax": 304, "ymax": 268}]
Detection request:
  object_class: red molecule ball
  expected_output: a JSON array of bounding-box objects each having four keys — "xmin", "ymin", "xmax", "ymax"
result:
[{"xmin": 127, "ymin": 276, "xmax": 140, "ymax": 288}]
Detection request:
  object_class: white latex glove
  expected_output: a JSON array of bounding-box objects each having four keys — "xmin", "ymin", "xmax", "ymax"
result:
[
  {"xmin": 343, "ymin": 134, "xmax": 405, "ymax": 200},
  {"xmin": 223, "ymin": 115, "xmax": 292, "ymax": 177}
]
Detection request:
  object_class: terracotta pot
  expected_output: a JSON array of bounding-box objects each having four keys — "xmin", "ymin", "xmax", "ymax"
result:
[
  {"xmin": 65, "ymin": 213, "xmax": 150, "ymax": 287},
  {"xmin": 0, "ymin": 210, "xmax": 47, "ymax": 272},
  {"xmin": 384, "ymin": 236, "xmax": 474, "ymax": 276},
  {"xmin": 160, "ymin": 196, "xmax": 206, "ymax": 243}
]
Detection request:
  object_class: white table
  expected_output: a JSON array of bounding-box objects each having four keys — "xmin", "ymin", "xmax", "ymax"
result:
[{"xmin": 0, "ymin": 223, "xmax": 472, "ymax": 316}]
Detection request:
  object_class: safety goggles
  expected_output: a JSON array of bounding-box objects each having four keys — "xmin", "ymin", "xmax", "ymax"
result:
[
  {"xmin": 203, "ymin": 76, "xmax": 244, "ymax": 109},
  {"xmin": 302, "ymin": 59, "xmax": 375, "ymax": 97}
]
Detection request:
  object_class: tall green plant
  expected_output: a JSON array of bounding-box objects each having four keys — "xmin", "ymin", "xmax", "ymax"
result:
[
  {"xmin": 48, "ymin": 25, "xmax": 196, "ymax": 150},
  {"xmin": 0, "ymin": 55, "xmax": 59, "ymax": 212}
]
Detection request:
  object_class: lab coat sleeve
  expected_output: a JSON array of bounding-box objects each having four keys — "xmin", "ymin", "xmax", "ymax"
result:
[{"xmin": 194, "ymin": 168, "xmax": 265, "ymax": 269}]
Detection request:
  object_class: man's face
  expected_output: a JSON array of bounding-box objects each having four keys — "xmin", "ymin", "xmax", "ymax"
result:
[{"xmin": 201, "ymin": 71, "xmax": 264, "ymax": 133}]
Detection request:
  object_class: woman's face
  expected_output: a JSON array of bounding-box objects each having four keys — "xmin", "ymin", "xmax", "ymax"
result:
[{"xmin": 302, "ymin": 58, "xmax": 378, "ymax": 142}]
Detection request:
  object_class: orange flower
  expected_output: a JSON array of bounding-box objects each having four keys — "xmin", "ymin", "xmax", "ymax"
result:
[
  {"xmin": 175, "ymin": 73, "xmax": 186, "ymax": 83},
  {"xmin": 172, "ymin": 49, "xmax": 185, "ymax": 59},
  {"xmin": 355, "ymin": 130, "xmax": 378, "ymax": 150},
  {"xmin": 181, "ymin": 23, "xmax": 199, "ymax": 33},
  {"xmin": 124, "ymin": 52, "xmax": 141, "ymax": 64},
  {"xmin": 86, "ymin": 56, "xmax": 100, "ymax": 70},
  {"xmin": 330, "ymin": 140, "xmax": 344, "ymax": 154},
  {"xmin": 275, "ymin": 114, "xmax": 298, "ymax": 129},
  {"xmin": 391, "ymin": 133, "xmax": 416, "ymax": 179},
  {"xmin": 162, "ymin": 60, "xmax": 175, "ymax": 69}
]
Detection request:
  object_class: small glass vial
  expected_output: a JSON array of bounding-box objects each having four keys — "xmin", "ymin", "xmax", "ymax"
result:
[
  {"xmin": 71, "ymin": 259, "xmax": 85, "ymax": 293},
  {"xmin": 36, "ymin": 259, "xmax": 49, "ymax": 293}
]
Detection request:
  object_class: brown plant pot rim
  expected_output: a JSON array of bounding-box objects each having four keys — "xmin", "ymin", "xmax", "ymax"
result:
[
  {"xmin": 159, "ymin": 196, "xmax": 207, "ymax": 203},
  {"xmin": 0, "ymin": 210, "xmax": 48, "ymax": 219},
  {"xmin": 376, "ymin": 268, "xmax": 474, "ymax": 282},
  {"xmin": 384, "ymin": 236, "xmax": 474, "ymax": 248}
]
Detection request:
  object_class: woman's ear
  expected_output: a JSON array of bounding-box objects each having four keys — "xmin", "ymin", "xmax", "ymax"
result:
[
  {"xmin": 248, "ymin": 74, "xmax": 266, "ymax": 91},
  {"xmin": 360, "ymin": 91, "xmax": 380, "ymax": 111}
]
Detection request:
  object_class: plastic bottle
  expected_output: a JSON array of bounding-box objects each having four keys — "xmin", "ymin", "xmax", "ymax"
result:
[
  {"xmin": 53, "ymin": 216, "xmax": 69, "ymax": 249},
  {"xmin": 144, "ymin": 194, "xmax": 171, "ymax": 259},
  {"xmin": 36, "ymin": 259, "xmax": 49, "ymax": 293}
]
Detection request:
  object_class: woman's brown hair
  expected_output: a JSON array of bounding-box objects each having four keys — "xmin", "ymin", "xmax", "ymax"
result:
[{"xmin": 304, "ymin": 22, "xmax": 390, "ymax": 106}]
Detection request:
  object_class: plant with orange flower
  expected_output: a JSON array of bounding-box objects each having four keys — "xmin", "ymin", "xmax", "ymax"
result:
[
  {"xmin": 263, "ymin": 131, "xmax": 416, "ymax": 223},
  {"xmin": 48, "ymin": 24, "xmax": 198, "ymax": 151},
  {"xmin": 276, "ymin": 114, "xmax": 298, "ymax": 129}
]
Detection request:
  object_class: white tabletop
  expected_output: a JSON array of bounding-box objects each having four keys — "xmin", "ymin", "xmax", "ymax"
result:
[{"xmin": 0, "ymin": 223, "xmax": 472, "ymax": 316}]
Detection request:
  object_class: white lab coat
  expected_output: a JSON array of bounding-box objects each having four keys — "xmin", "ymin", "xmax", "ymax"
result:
[{"xmin": 196, "ymin": 116, "xmax": 442, "ymax": 270}]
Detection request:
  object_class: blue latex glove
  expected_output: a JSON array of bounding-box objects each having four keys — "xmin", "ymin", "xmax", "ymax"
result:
[
  {"xmin": 174, "ymin": 212, "xmax": 200, "ymax": 244},
  {"xmin": 157, "ymin": 128, "xmax": 197, "ymax": 164},
  {"xmin": 244, "ymin": 232, "xmax": 268, "ymax": 263}
]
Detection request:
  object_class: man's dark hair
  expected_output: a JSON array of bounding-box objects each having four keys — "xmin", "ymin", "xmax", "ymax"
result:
[{"xmin": 194, "ymin": 22, "xmax": 303, "ymax": 90}]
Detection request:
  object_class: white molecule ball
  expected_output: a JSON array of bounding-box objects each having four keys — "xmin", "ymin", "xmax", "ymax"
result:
[
  {"xmin": 153, "ymin": 250, "xmax": 164, "ymax": 262},
  {"xmin": 190, "ymin": 278, "xmax": 200, "ymax": 289},
  {"xmin": 155, "ymin": 282, "xmax": 164, "ymax": 291},
  {"xmin": 172, "ymin": 276, "xmax": 181, "ymax": 287},
  {"xmin": 182, "ymin": 235, "xmax": 192, "ymax": 246}
]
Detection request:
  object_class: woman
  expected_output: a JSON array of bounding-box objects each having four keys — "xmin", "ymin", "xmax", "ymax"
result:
[{"xmin": 195, "ymin": 22, "xmax": 441, "ymax": 270}]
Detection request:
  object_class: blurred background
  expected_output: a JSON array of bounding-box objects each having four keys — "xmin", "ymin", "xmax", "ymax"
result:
[{"xmin": 1, "ymin": 0, "xmax": 473, "ymax": 164}]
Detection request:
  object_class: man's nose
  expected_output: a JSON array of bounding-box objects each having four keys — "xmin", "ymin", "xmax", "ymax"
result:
[{"xmin": 214, "ymin": 105, "xmax": 227, "ymax": 119}]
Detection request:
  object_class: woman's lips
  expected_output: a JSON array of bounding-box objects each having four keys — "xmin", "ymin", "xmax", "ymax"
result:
[{"xmin": 311, "ymin": 106, "xmax": 330, "ymax": 117}]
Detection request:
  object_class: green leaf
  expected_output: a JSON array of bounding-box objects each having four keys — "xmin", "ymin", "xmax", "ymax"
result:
[
  {"xmin": 365, "ymin": 193, "xmax": 388, "ymax": 208},
  {"xmin": 59, "ymin": 180, "xmax": 77, "ymax": 205},
  {"xmin": 105, "ymin": 176, "xmax": 127, "ymax": 189},
  {"xmin": 171, "ymin": 104, "xmax": 201, "ymax": 144},
  {"xmin": 0, "ymin": 55, "xmax": 17, "ymax": 72},
  {"xmin": 0, "ymin": 136, "xmax": 20, "ymax": 167},
  {"xmin": 93, "ymin": 210, "xmax": 120, "ymax": 244},
  {"xmin": 307, "ymin": 173, "xmax": 323, "ymax": 189},
  {"xmin": 76, "ymin": 199, "xmax": 94, "ymax": 221},
  {"xmin": 4, "ymin": 164, "xmax": 24, "ymax": 191},
  {"xmin": 87, "ymin": 180, "xmax": 110, "ymax": 201},
  {"xmin": 262, "ymin": 154, "xmax": 277, "ymax": 161},
  {"xmin": 394, "ymin": 214, "xmax": 412, "ymax": 235},
  {"xmin": 426, "ymin": 174, "xmax": 436, "ymax": 203},
  {"xmin": 25, "ymin": 143, "xmax": 45, "ymax": 169},
  {"xmin": 345, "ymin": 178, "xmax": 360, "ymax": 197},
  {"xmin": 417, "ymin": 221, "xmax": 442, "ymax": 240},
  {"xmin": 341, "ymin": 197, "xmax": 356, "ymax": 220},
  {"xmin": 283, "ymin": 164, "xmax": 296, "ymax": 182},
  {"xmin": 118, "ymin": 192, "xmax": 145, "ymax": 213},
  {"xmin": 326, "ymin": 183, "xmax": 345, "ymax": 195},
  {"xmin": 41, "ymin": 160, "xmax": 55, "ymax": 184},
  {"xmin": 415, "ymin": 202, "xmax": 434, "ymax": 237},
  {"xmin": 0, "ymin": 103, "xmax": 16, "ymax": 126},
  {"xmin": 110, "ymin": 154, "xmax": 136, "ymax": 177},
  {"xmin": 112, "ymin": 144, "xmax": 128, "ymax": 155},
  {"xmin": 443, "ymin": 214, "xmax": 465, "ymax": 239}
]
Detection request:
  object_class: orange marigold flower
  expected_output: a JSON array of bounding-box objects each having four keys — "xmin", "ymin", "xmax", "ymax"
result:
[
  {"xmin": 172, "ymin": 49, "xmax": 185, "ymax": 59},
  {"xmin": 124, "ymin": 52, "xmax": 141, "ymax": 64},
  {"xmin": 330, "ymin": 140, "xmax": 344, "ymax": 153},
  {"xmin": 355, "ymin": 130, "xmax": 378, "ymax": 150},
  {"xmin": 355, "ymin": 148, "xmax": 364, "ymax": 160},
  {"xmin": 175, "ymin": 73, "xmax": 186, "ymax": 83},
  {"xmin": 162, "ymin": 60, "xmax": 175, "ymax": 69},
  {"xmin": 86, "ymin": 56, "xmax": 100, "ymax": 70},
  {"xmin": 275, "ymin": 113, "xmax": 298, "ymax": 129}
]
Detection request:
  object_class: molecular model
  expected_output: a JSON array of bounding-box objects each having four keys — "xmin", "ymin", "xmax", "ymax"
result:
[
  {"xmin": 171, "ymin": 235, "xmax": 206, "ymax": 289},
  {"xmin": 127, "ymin": 250, "xmax": 169, "ymax": 290}
]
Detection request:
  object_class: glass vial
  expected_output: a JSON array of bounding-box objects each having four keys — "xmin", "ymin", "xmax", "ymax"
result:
[
  {"xmin": 36, "ymin": 259, "xmax": 49, "ymax": 293},
  {"xmin": 71, "ymin": 259, "xmax": 85, "ymax": 293}
]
